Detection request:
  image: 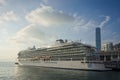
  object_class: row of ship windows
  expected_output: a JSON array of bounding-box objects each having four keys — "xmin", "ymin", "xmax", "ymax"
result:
[
  {"xmin": 46, "ymin": 45, "xmax": 83, "ymax": 50},
  {"xmin": 19, "ymin": 46, "xmax": 92, "ymax": 55},
  {"xmin": 19, "ymin": 55, "xmax": 120, "ymax": 62},
  {"xmin": 19, "ymin": 49, "xmax": 87, "ymax": 56},
  {"xmin": 48, "ymin": 51, "xmax": 85, "ymax": 54},
  {"xmin": 50, "ymin": 58, "xmax": 99, "ymax": 61},
  {"xmin": 19, "ymin": 53, "xmax": 87, "ymax": 58},
  {"xmin": 18, "ymin": 57, "xmax": 100, "ymax": 61},
  {"xmin": 48, "ymin": 50, "xmax": 86, "ymax": 53},
  {"xmin": 19, "ymin": 50, "xmax": 85, "ymax": 55},
  {"xmin": 36, "ymin": 46, "xmax": 87, "ymax": 52},
  {"xmin": 47, "ymin": 48, "xmax": 86, "ymax": 52},
  {"xmin": 50, "ymin": 53, "xmax": 86, "ymax": 57}
]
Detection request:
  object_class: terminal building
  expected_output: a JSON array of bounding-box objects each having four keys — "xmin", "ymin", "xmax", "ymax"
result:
[
  {"xmin": 102, "ymin": 42, "xmax": 113, "ymax": 52},
  {"xmin": 114, "ymin": 43, "xmax": 120, "ymax": 51}
]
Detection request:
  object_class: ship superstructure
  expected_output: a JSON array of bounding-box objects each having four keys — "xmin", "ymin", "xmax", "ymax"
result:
[{"xmin": 18, "ymin": 39, "xmax": 96, "ymax": 62}]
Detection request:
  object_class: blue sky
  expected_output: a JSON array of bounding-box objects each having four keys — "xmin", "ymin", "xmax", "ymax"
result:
[{"xmin": 0, "ymin": 0, "xmax": 120, "ymax": 61}]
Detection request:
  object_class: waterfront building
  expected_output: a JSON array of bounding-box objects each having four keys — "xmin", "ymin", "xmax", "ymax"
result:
[
  {"xmin": 95, "ymin": 27, "xmax": 101, "ymax": 51},
  {"xmin": 102, "ymin": 42, "xmax": 113, "ymax": 52},
  {"xmin": 114, "ymin": 43, "xmax": 120, "ymax": 51}
]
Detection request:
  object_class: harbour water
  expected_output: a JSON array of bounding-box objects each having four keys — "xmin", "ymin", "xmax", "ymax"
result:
[{"xmin": 0, "ymin": 62, "xmax": 120, "ymax": 80}]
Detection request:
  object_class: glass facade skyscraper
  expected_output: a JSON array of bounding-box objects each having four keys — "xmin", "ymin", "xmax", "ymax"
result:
[{"xmin": 96, "ymin": 27, "xmax": 101, "ymax": 51}]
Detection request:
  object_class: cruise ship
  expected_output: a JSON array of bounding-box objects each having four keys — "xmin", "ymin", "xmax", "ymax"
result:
[{"xmin": 17, "ymin": 39, "xmax": 120, "ymax": 71}]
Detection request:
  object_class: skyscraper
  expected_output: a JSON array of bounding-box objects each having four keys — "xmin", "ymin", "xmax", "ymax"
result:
[{"xmin": 96, "ymin": 27, "xmax": 101, "ymax": 51}]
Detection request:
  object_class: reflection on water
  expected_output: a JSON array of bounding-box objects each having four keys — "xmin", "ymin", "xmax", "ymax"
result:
[
  {"xmin": 15, "ymin": 66, "xmax": 88, "ymax": 80},
  {"xmin": 14, "ymin": 65, "xmax": 120, "ymax": 80}
]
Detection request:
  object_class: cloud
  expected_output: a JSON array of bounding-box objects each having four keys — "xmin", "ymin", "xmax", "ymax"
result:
[
  {"xmin": 0, "ymin": 11, "xmax": 19, "ymax": 24},
  {"xmin": 10, "ymin": 5, "xmax": 75, "ymax": 47},
  {"xmin": 0, "ymin": 28, "xmax": 9, "ymax": 43},
  {"xmin": 73, "ymin": 15, "xmax": 110, "ymax": 33},
  {"xmin": 0, "ymin": 0, "xmax": 6, "ymax": 6},
  {"xmin": 41, "ymin": 0, "xmax": 49, "ymax": 4},
  {"xmin": 26, "ymin": 5, "xmax": 75, "ymax": 27},
  {"xmin": 11, "ymin": 5, "xmax": 111, "ymax": 47},
  {"xmin": 99, "ymin": 16, "xmax": 110, "ymax": 28},
  {"xmin": 11, "ymin": 24, "xmax": 56, "ymax": 47},
  {"xmin": 111, "ymin": 32, "xmax": 120, "ymax": 42},
  {"xmin": 73, "ymin": 17, "xmax": 96, "ymax": 33}
]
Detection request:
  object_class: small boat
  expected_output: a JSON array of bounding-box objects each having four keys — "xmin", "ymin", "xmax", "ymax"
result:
[{"xmin": 15, "ymin": 62, "xmax": 19, "ymax": 65}]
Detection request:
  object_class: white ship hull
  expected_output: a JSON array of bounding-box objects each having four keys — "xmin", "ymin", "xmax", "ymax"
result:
[{"xmin": 18, "ymin": 61, "xmax": 112, "ymax": 71}]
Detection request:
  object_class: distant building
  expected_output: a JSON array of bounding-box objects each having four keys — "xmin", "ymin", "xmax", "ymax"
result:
[
  {"xmin": 102, "ymin": 42, "xmax": 113, "ymax": 51},
  {"xmin": 114, "ymin": 43, "xmax": 120, "ymax": 51},
  {"xmin": 95, "ymin": 27, "xmax": 101, "ymax": 51}
]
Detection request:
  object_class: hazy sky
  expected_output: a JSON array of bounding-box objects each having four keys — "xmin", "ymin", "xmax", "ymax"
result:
[{"xmin": 0, "ymin": 0, "xmax": 120, "ymax": 61}]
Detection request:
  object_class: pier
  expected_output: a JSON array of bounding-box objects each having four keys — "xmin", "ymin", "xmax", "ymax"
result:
[{"xmin": 100, "ymin": 51, "xmax": 120, "ymax": 70}]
